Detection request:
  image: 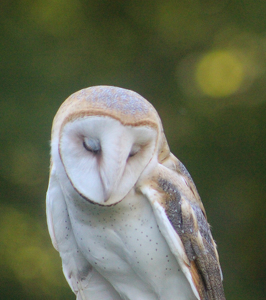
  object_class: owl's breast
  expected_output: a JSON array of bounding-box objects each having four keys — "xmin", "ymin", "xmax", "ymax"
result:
[{"xmin": 65, "ymin": 190, "xmax": 197, "ymax": 300}]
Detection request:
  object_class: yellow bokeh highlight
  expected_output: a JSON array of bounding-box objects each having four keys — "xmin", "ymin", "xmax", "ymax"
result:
[
  {"xmin": 29, "ymin": 0, "xmax": 83, "ymax": 36},
  {"xmin": 10, "ymin": 143, "xmax": 43, "ymax": 185},
  {"xmin": 196, "ymin": 50, "xmax": 244, "ymax": 98},
  {"xmin": 0, "ymin": 206, "xmax": 67, "ymax": 296}
]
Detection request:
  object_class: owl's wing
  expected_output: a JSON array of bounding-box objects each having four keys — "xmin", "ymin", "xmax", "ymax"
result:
[
  {"xmin": 46, "ymin": 166, "xmax": 122, "ymax": 300},
  {"xmin": 139, "ymin": 155, "xmax": 226, "ymax": 300}
]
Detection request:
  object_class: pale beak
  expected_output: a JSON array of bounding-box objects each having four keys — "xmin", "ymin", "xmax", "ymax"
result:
[{"xmin": 99, "ymin": 139, "xmax": 131, "ymax": 203}]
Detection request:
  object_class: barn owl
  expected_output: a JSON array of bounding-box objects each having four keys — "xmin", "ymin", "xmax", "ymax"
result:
[{"xmin": 46, "ymin": 86, "xmax": 226, "ymax": 300}]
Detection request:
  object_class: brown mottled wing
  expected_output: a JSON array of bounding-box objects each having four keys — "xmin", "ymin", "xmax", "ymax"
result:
[{"xmin": 140, "ymin": 158, "xmax": 226, "ymax": 300}]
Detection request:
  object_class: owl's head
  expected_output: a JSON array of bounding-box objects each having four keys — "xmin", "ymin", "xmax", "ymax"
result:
[{"xmin": 51, "ymin": 86, "xmax": 169, "ymax": 205}]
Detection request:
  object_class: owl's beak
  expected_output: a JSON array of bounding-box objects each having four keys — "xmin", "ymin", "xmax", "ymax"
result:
[
  {"xmin": 100, "ymin": 162, "xmax": 125, "ymax": 203},
  {"xmin": 99, "ymin": 143, "xmax": 130, "ymax": 203},
  {"xmin": 102, "ymin": 182, "xmax": 112, "ymax": 203}
]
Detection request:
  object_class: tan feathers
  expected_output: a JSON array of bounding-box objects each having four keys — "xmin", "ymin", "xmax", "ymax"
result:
[{"xmin": 47, "ymin": 86, "xmax": 226, "ymax": 300}]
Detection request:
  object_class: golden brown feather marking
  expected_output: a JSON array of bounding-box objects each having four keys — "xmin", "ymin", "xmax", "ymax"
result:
[
  {"xmin": 155, "ymin": 170, "xmax": 226, "ymax": 300},
  {"xmin": 190, "ymin": 260, "xmax": 208, "ymax": 300},
  {"xmin": 52, "ymin": 86, "xmax": 161, "ymax": 141}
]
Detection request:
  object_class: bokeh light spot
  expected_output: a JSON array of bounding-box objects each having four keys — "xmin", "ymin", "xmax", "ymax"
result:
[
  {"xmin": 30, "ymin": 0, "xmax": 83, "ymax": 36},
  {"xmin": 196, "ymin": 50, "xmax": 244, "ymax": 98},
  {"xmin": 9, "ymin": 143, "xmax": 44, "ymax": 186},
  {"xmin": 0, "ymin": 205, "xmax": 67, "ymax": 295}
]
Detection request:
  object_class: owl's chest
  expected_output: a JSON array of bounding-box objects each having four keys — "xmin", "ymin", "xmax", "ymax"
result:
[
  {"xmin": 66, "ymin": 191, "xmax": 194, "ymax": 300},
  {"xmin": 68, "ymin": 191, "xmax": 170, "ymax": 268}
]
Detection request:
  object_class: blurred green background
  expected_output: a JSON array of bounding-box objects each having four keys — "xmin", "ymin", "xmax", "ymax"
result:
[{"xmin": 1, "ymin": 1, "xmax": 266, "ymax": 299}]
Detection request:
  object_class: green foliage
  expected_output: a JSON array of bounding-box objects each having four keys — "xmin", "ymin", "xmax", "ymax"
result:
[{"xmin": 1, "ymin": 1, "xmax": 265, "ymax": 299}]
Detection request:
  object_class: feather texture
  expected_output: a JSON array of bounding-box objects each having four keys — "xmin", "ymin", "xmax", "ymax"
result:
[
  {"xmin": 47, "ymin": 86, "xmax": 226, "ymax": 300},
  {"xmin": 139, "ymin": 160, "xmax": 226, "ymax": 300}
]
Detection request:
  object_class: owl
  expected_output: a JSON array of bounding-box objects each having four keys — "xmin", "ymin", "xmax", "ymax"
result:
[{"xmin": 46, "ymin": 86, "xmax": 226, "ymax": 300}]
